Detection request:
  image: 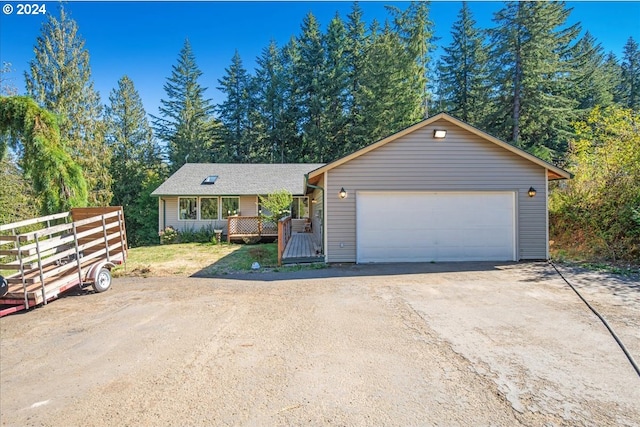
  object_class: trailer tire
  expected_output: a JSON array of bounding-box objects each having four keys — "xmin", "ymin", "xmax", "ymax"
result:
[
  {"xmin": 0, "ymin": 275, "xmax": 7, "ymax": 297},
  {"xmin": 92, "ymin": 268, "xmax": 112, "ymax": 293}
]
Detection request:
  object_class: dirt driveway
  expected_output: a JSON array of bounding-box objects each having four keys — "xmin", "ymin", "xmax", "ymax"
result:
[{"xmin": 1, "ymin": 262, "xmax": 639, "ymax": 426}]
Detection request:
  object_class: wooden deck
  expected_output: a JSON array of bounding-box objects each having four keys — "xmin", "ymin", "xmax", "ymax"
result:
[{"xmin": 281, "ymin": 232, "xmax": 324, "ymax": 264}]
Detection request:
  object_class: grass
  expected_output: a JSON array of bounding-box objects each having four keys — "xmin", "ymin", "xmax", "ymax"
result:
[{"xmin": 113, "ymin": 242, "xmax": 280, "ymax": 278}]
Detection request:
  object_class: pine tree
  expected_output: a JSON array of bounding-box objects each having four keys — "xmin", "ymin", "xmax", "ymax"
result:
[
  {"xmin": 387, "ymin": 1, "xmax": 435, "ymax": 119},
  {"xmin": 105, "ymin": 75, "xmax": 165, "ymax": 246},
  {"xmin": 571, "ymin": 32, "xmax": 615, "ymax": 112},
  {"xmin": 322, "ymin": 14, "xmax": 350, "ymax": 161},
  {"xmin": 344, "ymin": 2, "xmax": 370, "ymax": 151},
  {"xmin": 618, "ymin": 37, "xmax": 640, "ymax": 110},
  {"xmin": 438, "ymin": 2, "xmax": 491, "ymax": 126},
  {"xmin": 25, "ymin": 6, "xmax": 111, "ymax": 206},
  {"xmin": 295, "ymin": 12, "xmax": 326, "ymax": 162},
  {"xmin": 254, "ymin": 40, "xmax": 287, "ymax": 163},
  {"xmin": 488, "ymin": 1, "xmax": 581, "ymax": 160},
  {"xmin": 279, "ymin": 37, "xmax": 304, "ymax": 162},
  {"xmin": 153, "ymin": 39, "xmax": 217, "ymax": 172},
  {"xmin": 217, "ymin": 51, "xmax": 253, "ymax": 162}
]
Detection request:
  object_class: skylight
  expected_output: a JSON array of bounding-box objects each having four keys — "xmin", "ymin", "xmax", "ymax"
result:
[{"xmin": 202, "ymin": 175, "xmax": 218, "ymax": 185}]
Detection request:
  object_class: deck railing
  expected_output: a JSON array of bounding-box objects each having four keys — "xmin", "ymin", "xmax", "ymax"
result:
[
  {"xmin": 277, "ymin": 216, "xmax": 292, "ymax": 266},
  {"xmin": 227, "ymin": 216, "xmax": 278, "ymax": 242}
]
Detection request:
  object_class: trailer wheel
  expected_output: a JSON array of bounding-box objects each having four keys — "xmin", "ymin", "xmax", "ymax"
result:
[
  {"xmin": 0, "ymin": 275, "xmax": 7, "ymax": 297},
  {"xmin": 92, "ymin": 268, "xmax": 112, "ymax": 293}
]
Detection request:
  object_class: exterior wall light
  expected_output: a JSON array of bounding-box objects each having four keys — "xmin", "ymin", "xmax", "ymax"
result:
[
  {"xmin": 338, "ymin": 187, "xmax": 348, "ymax": 199},
  {"xmin": 433, "ymin": 129, "xmax": 447, "ymax": 139},
  {"xmin": 528, "ymin": 187, "xmax": 537, "ymax": 197}
]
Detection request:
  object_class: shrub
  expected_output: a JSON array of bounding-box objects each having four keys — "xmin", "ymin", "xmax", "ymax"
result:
[{"xmin": 158, "ymin": 226, "xmax": 178, "ymax": 244}]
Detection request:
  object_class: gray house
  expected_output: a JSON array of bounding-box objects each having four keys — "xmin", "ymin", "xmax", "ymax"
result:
[
  {"xmin": 305, "ymin": 113, "xmax": 571, "ymax": 262},
  {"xmin": 152, "ymin": 113, "xmax": 571, "ymax": 263}
]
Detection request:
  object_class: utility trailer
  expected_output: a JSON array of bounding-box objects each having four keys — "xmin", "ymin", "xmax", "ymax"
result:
[{"xmin": 0, "ymin": 207, "xmax": 127, "ymax": 317}]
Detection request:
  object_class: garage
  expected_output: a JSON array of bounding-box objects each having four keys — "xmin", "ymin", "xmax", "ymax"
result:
[{"xmin": 356, "ymin": 191, "xmax": 516, "ymax": 263}]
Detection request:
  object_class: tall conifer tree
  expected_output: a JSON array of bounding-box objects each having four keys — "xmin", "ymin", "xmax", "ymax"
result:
[
  {"xmin": 618, "ymin": 37, "xmax": 640, "ymax": 110},
  {"xmin": 438, "ymin": 2, "xmax": 490, "ymax": 126},
  {"xmin": 25, "ymin": 6, "xmax": 111, "ymax": 206},
  {"xmin": 153, "ymin": 39, "xmax": 217, "ymax": 172},
  {"xmin": 106, "ymin": 75, "xmax": 164, "ymax": 246}
]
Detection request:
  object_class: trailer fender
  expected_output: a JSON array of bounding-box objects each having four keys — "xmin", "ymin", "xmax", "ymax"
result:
[
  {"xmin": 86, "ymin": 261, "xmax": 116, "ymax": 293},
  {"xmin": 0, "ymin": 275, "xmax": 8, "ymax": 297}
]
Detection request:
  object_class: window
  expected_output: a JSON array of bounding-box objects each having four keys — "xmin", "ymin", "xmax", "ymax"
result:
[
  {"xmin": 179, "ymin": 197, "xmax": 197, "ymax": 220},
  {"xmin": 200, "ymin": 197, "xmax": 219, "ymax": 220},
  {"xmin": 291, "ymin": 197, "xmax": 309, "ymax": 219},
  {"xmin": 202, "ymin": 175, "xmax": 218, "ymax": 185},
  {"xmin": 221, "ymin": 197, "xmax": 239, "ymax": 219}
]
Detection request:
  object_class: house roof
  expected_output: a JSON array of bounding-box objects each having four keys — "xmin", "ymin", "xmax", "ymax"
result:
[
  {"xmin": 151, "ymin": 163, "xmax": 325, "ymax": 197},
  {"xmin": 306, "ymin": 112, "xmax": 572, "ymax": 186}
]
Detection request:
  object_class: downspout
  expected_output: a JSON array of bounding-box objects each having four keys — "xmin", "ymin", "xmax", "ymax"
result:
[
  {"xmin": 162, "ymin": 198, "xmax": 166, "ymax": 230},
  {"xmin": 304, "ymin": 174, "xmax": 324, "ymax": 256}
]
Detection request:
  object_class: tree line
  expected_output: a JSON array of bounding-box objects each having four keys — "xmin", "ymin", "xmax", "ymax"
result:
[{"xmin": 1, "ymin": 1, "xmax": 639, "ymax": 255}]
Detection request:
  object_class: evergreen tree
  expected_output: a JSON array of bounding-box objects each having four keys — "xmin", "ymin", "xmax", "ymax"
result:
[
  {"xmin": 254, "ymin": 40, "xmax": 287, "ymax": 162},
  {"xmin": 361, "ymin": 20, "xmax": 415, "ymax": 140},
  {"xmin": 25, "ymin": 6, "xmax": 111, "ymax": 206},
  {"xmin": 217, "ymin": 51, "xmax": 253, "ymax": 162},
  {"xmin": 618, "ymin": 37, "xmax": 640, "ymax": 110},
  {"xmin": 488, "ymin": 1, "xmax": 581, "ymax": 160},
  {"xmin": 322, "ymin": 14, "xmax": 350, "ymax": 161},
  {"xmin": 153, "ymin": 39, "xmax": 217, "ymax": 172},
  {"xmin": 438, "ymin": 2, "xmax": 491, "ymax": 126},
  {"xmin": 105, "ymin": 75, "xmax": 165, "ymax": 246},
  {"xmin": 295, "ymin": 12, "xmax": 326, "ymax": 162},
  {"xmin": 387, "ymin": 1, "xmax": 435, "ymax": 119},
  {"xmin": 344, "ymin": 2, "xmax": 370, "ymax": 151},
  {"xmin": 0, "ymin": 154, "xmax": 39, "ymax": 224},
  {"xmin": 278, "ymin": 37, "xmax": 304, "ymax": 162},
  {"xmin": 571, "ymin": 32, "xmax": 615, "ymax": 111}
]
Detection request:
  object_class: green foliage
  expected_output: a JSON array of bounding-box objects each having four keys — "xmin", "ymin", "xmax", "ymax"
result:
[
  {"xmin": 259, "ymin": 190, "xmax": 293, "ymax": 223},
  {"xmin": 0, "ymin": 154, "xmax": 39, "ymax": 224},
  {"xmin": 617, "ymin": 37, "xmax": 640, "ymax": 110},
  {"xmin": 159, "ymin": 226, "xmax": 179, "ymax": 244},
  {"xmin": 25, "ymin": 6, "xmax": 111, "ymax": 206},
  {"xmin": 438, "ymin": 2, "xmax": 491, "ymax": 126},
  {"xmin": 105, "ymin": 76, "xmax": 166, "ymax": 247},
  {"xmin": 153, "ymin": 39, "xmax": 219, "ymax": 172},
  {"xmin": 0, "ymin": 96, "xmax": 88, "ymax": 214},
  {"xmin": 550, "ymin": 105, "xmax": 640, "ymax": 262}
]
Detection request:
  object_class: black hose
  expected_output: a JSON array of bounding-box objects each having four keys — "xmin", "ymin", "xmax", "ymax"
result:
[{"xmin": 549, "ymin": 261, "xmax": 640, "ymax": 378}]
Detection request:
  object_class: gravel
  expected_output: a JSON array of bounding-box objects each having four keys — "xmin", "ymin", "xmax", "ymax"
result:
[{"xmin": 1, "ymin": 261, "xmax": 638, "ymax": 426}]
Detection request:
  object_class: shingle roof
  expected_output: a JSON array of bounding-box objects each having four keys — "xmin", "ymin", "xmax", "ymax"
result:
[{"xmin": 151, "ymin": 163, "xmax": 325, "ymax": 196}]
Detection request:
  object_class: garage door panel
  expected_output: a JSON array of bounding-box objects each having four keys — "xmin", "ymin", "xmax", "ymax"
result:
[{"xmin": 357, "ymin": 192, "xmax": 515, "ymax": 262}]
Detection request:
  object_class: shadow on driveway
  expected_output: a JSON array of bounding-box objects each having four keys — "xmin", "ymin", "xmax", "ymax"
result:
[{"xmin": 191, "ymin": 261, "xmax": 523, "ymax": 282}]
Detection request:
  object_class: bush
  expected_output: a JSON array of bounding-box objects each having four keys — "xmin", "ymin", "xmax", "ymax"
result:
[{"xmin": 158, "ymin": 226, "xmax": 179, "ymax": 244}]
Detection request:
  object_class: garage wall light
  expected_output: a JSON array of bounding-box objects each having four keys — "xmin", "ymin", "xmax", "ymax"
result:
[
  {"xmin": 338, "ymin": 187, "xmax": 348, "ymax": 199},
  {"xmin": 433, "ymin": 129, "xmax": 447, "ymax": 139},
  {"xmin": 528, "ymin": 187, "xmax": 537, "ymax": 197}
]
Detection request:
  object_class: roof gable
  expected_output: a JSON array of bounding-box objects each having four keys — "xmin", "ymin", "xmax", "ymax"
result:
[
  {"xmin": 151, "ymin": 163, "xmax": 324, "ymax": 197},
  {"xmin": 307, "ymin": 113, "xmax": 571, "ymax": 182}
]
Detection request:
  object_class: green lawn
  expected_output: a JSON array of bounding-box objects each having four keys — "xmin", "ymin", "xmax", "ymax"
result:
[{"xmin": 113, "ymin": 242, "xmax": 279, "ymax": 277}]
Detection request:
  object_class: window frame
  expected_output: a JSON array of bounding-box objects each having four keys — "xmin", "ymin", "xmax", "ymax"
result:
[
  {"xmin": 291, "ymin": 196, "xmax": 310, "ymax": 219},
  {"xmin": 178, "ymin": 197, "xmax": 198, "ymax": 221},
  {"xmin": 200, "ymin": 197, "xmax": 219, "ymax": 220},
  {"xmin": 221, "ymin": 196, "xmax": 240, "ymax": 219}
]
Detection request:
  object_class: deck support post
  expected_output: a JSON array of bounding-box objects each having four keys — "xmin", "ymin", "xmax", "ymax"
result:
[{"xmin": 34, "ymin": 235, "xmax": 46, "ymax": 305}]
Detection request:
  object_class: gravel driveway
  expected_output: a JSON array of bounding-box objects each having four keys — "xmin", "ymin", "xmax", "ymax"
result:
[{"xmin": 1, "ymin": 262, "xmax": 638, "ymax": 426}]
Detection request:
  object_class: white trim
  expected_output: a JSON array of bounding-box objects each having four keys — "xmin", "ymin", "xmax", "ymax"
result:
[
  {"xmin": 323, "ymin": 172, "xmax": 328, "ymax": 263},
  {"xmin": 545, "ymin": 172, "xmax": 550, "ymax": 260},
  {"xmin": 177, "ymin": 196, "xmax": 198, "ymax": 221}
]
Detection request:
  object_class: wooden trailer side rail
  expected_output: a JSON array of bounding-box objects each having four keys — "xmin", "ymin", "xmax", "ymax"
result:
[{"xmin": 0, "ymin": 207, "xmax": 127, "ymax": 316}]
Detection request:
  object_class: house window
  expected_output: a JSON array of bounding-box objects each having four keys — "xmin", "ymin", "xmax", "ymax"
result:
[
  {"xmin": 221, "ymin": 197, "xmax": 239, "ymax": 219},
  {"xmin": 179, "ymin": 197, "xmax": 197, "ymax": 220},
  {"xmin": 291, "ymin": 197, "xmax": 309, "ymax": 219},
  {"xmin": 200, "ymin": 197, "xmax": 219, "ymax": 220}
]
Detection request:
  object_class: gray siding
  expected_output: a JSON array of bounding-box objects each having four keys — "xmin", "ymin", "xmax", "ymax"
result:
[
  {"xmin": 326, "ymin": 119, "xmax": 548, "ymax": 262},
  {"xmin": 160, "ymin": 195, "xmax": 257, "ymax": 234}
]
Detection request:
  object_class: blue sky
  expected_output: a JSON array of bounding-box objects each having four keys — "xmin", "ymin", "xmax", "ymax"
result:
[{"xmin": 1, "ymin": 1, "xmax": 639, "ymax": 117}]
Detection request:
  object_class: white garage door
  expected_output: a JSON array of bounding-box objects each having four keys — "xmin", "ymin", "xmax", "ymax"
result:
[{"xmin": 356, "ymin": 192, "xmax": 516, "ymax": 263}]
